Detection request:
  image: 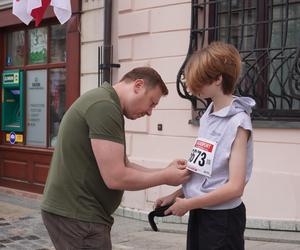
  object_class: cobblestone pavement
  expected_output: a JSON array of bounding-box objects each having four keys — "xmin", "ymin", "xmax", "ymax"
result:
[
  {"xmin": 0, "ymin": 213, "xmax": 54, "ymax": 249},
  {"xmin": 0, "ymin": 191, "xmax": 53, "ymax": 250},
  {"xmin": 1, "ymin": 187, "xmax": 300, "ymax": 250}
]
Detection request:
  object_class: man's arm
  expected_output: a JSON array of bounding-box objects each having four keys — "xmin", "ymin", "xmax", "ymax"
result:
[
  {"xmin": 91, "ymin": 139, "xmax": 190, "ymax": 191},
  {"xmin": 125, "ymin": 156, "xmax": 161, "ymax": 172}
]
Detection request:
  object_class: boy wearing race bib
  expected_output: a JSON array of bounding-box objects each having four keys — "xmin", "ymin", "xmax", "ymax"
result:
[{"xmin": 155, "ymin": 41, "xmax": 255, "ymax": 250}]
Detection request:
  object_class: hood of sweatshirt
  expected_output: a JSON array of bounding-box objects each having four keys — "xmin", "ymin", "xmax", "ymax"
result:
[{"xmin": 208, "ymin": 96, "xmax": 256, "ymax": 118}]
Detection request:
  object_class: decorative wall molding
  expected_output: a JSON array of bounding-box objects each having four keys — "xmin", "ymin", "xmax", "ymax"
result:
[{"xmin": 0, "ymin": 0, "xmax": 12, "ymax": 10}]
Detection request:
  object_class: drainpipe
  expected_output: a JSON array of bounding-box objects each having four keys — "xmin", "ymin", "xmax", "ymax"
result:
[
  {"xmin": 98, "ymin": 0, "xmax": 120, "ymax": 86},
  {"xmin": 103, "ymin": 0, "xmax": 112, "ymax": 83}
]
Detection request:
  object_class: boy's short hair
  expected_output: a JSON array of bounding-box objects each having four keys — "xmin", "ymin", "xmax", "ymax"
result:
[
  {"xmin": 184, "ymin": 41, "xmax": 241, "ymax": 95},
  {"xmin": 120, "ymin": 67, "xmax": 168, "ymax": 96}
]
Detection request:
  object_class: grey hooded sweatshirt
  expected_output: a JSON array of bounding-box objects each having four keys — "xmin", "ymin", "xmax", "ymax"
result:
[{"xmin": 183, "ymin": 96, "xmax": 256, "ymax": 210}]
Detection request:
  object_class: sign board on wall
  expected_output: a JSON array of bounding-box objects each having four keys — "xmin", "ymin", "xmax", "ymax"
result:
[
  {"xmin": 29, "ymin": 28, "xmax": 47, "ymax": 64},
  {"xmin": 26, "ymin": 70, "xmax": 47, "ymax": 147}
]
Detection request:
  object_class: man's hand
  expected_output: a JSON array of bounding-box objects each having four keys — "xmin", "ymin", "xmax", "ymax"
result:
[
  {"xmin": 173, "ymin": 159, "xmax": 188, "ymax": 169},
  {"xmin": 162, "ymin": 159, "xmax": 191, "ymax": 186}
]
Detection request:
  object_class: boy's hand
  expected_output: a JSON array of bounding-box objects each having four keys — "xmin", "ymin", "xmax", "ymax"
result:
[
  {"xmin": 154, "ymin": 193, "xmax": 175, "ymax": 209},
  {"xmin": 165, "ymin": 197, "xmax": 189, "ymax": 216}
]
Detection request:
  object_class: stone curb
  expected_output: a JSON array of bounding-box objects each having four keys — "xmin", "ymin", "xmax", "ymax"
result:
[
  {"xmin": 0, "ymin": 186, "xmax": 43, "ymax": 200},
  {"xmin": 115, "ymin": 206, "xmax": 300, "ymax": 232}
]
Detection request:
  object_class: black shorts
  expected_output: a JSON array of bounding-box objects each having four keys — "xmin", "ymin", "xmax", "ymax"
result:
[{"xmin": 186, "ymin": 202, "xmax": 246, "ymax": 250}]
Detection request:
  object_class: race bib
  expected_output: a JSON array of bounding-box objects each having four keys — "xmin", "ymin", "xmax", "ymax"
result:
[{"xmin": 187, "ymin": 137, "xmax": 217, "ymax": 177}]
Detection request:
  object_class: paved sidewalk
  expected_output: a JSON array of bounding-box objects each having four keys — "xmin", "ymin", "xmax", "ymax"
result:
[{"xmin": 1, "ymin": 187, "xmax": 300, "ymax": 250}]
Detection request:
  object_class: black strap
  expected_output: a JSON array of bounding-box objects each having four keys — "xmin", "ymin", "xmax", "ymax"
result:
[{"xmin": 148, "ymin": 203, "xmax": 173, "ymax": 232}]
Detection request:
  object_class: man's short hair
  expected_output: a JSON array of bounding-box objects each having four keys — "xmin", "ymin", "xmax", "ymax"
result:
[{"xmin": 120, "ymin": 67, "xmax": 168, "ymax": 95}]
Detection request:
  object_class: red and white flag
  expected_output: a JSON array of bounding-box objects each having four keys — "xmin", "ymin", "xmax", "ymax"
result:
[
  {"xmin": 51, "ymin": 0, "xmax": 72, "ymax": 25},
  {"xmin": 13, "ymin": 0, "xmax": 71, "ymax": 26},
  {"xmin": 31, "ymin": 0, "xmax": 51, "ymax": 26},
  {"xmin": 12, "ymin": 0, "xmax": 33, "ymax": 25}
]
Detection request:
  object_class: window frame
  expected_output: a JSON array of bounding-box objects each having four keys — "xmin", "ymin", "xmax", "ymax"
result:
[
  {"xmin": 0, "ymin": 10, "xmax": 80, "ymax": 147},
  {"xmin": 177, "ymin": 0, "xmax": 300, "ymax": 127}
]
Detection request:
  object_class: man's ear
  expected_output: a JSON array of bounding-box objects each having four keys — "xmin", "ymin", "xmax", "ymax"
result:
[{"xmin": 133, "ymin": 79, "xmax": 145, "ymax": 93}]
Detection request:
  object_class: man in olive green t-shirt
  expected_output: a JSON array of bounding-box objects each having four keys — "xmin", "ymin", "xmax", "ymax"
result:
[{"xmin": 41, "ymin": 67, "xmax": 190, "ymax": 250}]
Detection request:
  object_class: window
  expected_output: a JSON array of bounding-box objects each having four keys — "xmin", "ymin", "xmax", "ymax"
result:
[
  {"xmin": 177, "ymin": 0, "xmax": 300, "ymax": 124},
  {"xmin": 3, "ymin": 24, "xmax": 67, "ymax": 147},
  {"xmin": 6, "ymin": 31, "xmax": 25, "ymax": 66}
]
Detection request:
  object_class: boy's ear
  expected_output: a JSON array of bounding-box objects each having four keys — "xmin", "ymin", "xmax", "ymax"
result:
[{"xmin": 216, "ymin": 75, "xmax": 223, "ymax": 86}]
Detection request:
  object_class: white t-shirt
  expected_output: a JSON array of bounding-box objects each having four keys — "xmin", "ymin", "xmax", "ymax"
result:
[{"xmin": 183, "ymin": 96, "xmax": 256, "ymax": 210}]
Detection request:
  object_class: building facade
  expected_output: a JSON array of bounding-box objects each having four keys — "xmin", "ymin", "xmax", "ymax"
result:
[{"xmin": 1, "ymin": 0, "xmax": 300, "ymax": 231}]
